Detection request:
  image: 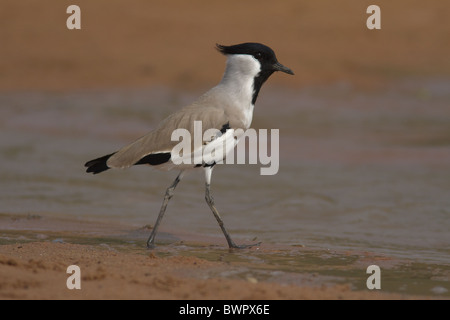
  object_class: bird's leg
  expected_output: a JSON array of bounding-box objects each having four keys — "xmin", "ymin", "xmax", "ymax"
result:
[
  {"xmin": 146, "ymin": 171, "xmax": 184, "ymax": 249},
  {"xmin": 204, "ymin": 167, "xmax": 260, "ymax": 249}
]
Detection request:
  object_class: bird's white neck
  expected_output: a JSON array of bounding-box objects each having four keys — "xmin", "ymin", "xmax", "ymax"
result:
[
  {"xmin": 219, "ymin": 55, "xmax": 260, "ymax": 106},
  {"xmin": 217, "ymin": 55, "xmax": 260, "ymax": 127}
]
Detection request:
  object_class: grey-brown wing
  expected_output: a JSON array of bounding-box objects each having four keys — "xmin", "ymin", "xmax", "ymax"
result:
[{"xmin": 106, "ymin": 103, "xmax": 245, "ymax": 169}]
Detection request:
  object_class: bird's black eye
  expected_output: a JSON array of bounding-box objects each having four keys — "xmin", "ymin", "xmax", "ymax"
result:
[{"xmin": 255, "ymin": 52, "xmax": 262, "ymax": 60}]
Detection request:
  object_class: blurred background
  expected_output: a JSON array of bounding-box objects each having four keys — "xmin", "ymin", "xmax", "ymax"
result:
[
  {"xmin": 1, "ymin": 0, "xmax": 449, "ymax": 278},
  {"xmin": 1, "ymin": 0, "xmax": 449, "ymax": 90}
]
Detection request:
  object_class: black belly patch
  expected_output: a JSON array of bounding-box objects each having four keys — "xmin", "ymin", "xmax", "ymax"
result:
[
  {"xmin": 220, "ymin": 122, "xmax": 231, "ymax": 134},
  {"xmin": 135, "ymin": 153, "xmax": 171, "ymax": 166}
]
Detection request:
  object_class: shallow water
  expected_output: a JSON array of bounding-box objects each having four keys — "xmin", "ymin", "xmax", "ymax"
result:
[{"xmin": 0, "ymin": 80, "xmax": 449, "ymax": 294}]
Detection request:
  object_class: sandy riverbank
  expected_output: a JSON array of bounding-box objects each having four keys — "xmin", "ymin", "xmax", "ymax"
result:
[{"xmin": 0, "ymin": 214, "xmax": 434, "ymax": 300}]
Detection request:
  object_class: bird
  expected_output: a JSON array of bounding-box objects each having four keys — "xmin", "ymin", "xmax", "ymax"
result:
[{"xmin": 85, "ymin": 42, "xmax": 294, "ymax": 249}]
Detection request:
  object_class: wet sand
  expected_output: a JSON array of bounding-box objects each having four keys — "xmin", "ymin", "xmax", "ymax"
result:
[
  {"xmin": 0, "ymin": 243, "xmax": 402, "ymax": 300},
  {"xmin": 1, "ymin": 1, "xmax": 449, "ymax": 300},
  {"xmin": 0, "ymin": 214, "xmax": 429, "ymax": 300}
]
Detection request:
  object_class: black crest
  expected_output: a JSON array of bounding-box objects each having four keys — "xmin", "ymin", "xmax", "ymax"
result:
[{"xmin": 216, "ymin": 43, "xmax": 277, "ymax": 63}]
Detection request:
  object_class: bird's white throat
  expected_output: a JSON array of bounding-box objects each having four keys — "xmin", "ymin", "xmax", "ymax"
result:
[{"xmin": 218, "ymin": 54, "xmax": 260, "ymax": 127}]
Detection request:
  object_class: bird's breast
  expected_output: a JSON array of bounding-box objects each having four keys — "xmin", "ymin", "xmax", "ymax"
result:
[{"xmin": 241, "ymin": 103, "xmax": 254, "ymax": 129}]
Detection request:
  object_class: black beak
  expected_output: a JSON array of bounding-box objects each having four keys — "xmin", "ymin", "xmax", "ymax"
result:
[{"xmin": 273, "ymin": 61, "xmax": 294, "ymax": 75}]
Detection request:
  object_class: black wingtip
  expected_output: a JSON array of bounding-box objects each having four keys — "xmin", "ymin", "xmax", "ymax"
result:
[{"xmin": 84, "ymin": 152, "xmax": 115, "ymax": 174}]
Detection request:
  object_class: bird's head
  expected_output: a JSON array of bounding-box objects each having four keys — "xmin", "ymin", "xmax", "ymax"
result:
[
  {"xmin": 216, "ymin": 42, "xmax": 294, "ymax": 76},
  {"xmin": 216, "ymin": 42, "xmax": 293, "ymax": 104}
]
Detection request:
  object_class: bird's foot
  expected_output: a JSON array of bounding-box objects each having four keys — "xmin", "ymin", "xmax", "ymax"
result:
[{"xmin": 229, "ymin": 241, "xmax": 261, "ymax": 249}]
